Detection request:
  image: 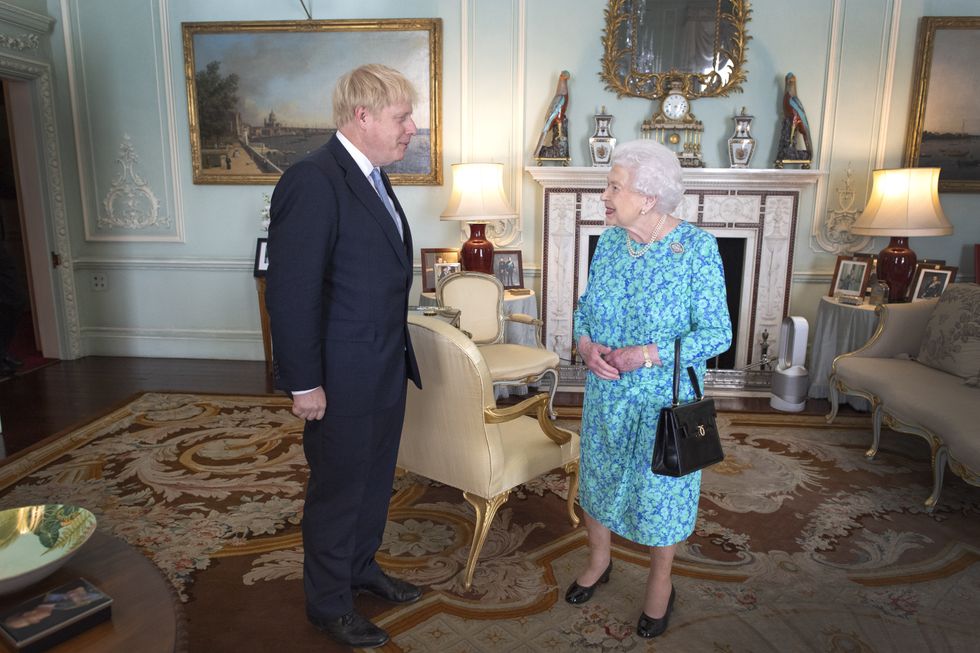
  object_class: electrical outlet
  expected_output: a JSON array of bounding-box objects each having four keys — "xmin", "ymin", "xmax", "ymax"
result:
[{"xmin": 91, "ymin": 273, "xmax": 108, "ymax": 292}]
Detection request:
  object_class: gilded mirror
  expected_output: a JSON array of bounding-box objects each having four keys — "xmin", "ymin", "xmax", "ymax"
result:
[{"xmin": 601, "ymin": 0, "xmax": 751, "ymax": 99}]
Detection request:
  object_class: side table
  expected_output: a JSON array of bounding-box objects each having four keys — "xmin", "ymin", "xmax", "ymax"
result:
[{"xmin": 807, "ymin": 295, "xmax": 880, "ymax": 411}]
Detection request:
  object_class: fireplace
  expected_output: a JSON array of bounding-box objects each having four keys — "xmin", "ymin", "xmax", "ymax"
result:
[{"xmin": 526, "ymin": 166, "xmax": 823, "ymax": 389}]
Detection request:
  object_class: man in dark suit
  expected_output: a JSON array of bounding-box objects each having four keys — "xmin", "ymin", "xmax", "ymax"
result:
[{"xmin": 265, "ymin": 64, "xmax": 423, "ymax": 649}]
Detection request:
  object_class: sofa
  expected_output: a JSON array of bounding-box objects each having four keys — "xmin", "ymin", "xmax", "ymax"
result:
[{"xmin": 827, "ymin": 283, "xmax": 980, "ymax": 511}]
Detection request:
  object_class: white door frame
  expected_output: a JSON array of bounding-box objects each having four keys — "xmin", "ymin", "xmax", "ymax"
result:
[{"xmin": 1, "ymin": 55, "xmax": 80, "ymax": 359}]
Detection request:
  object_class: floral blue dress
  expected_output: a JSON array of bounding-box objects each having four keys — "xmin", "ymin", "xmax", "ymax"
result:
[{"xmin": 573, "ymin": 221, "xmax": 732, "ymax": 546}]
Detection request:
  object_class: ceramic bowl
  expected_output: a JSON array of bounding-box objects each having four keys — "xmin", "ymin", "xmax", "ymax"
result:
[{"xmin": 0, "ymin": 505, "xmax": 97, "ymax": 596}]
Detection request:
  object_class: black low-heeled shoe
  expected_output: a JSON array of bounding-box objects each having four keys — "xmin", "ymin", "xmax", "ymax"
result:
[
  {"xmin": 564, "ymin": 560, "xmax": 612, "ymax": 605},
  {"xmin": 636, "ymin": 585, "xmax": 676, "ymax": 638}
]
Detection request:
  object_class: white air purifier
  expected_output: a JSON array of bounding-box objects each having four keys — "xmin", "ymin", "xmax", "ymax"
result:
[{"xmin": 770, "ymin": 316, "xmax": 809, "ymax": 412}]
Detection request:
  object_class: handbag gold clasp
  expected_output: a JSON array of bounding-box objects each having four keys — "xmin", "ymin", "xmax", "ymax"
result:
[{"xmin": 697, "ymin": 424, "xmax": 706, "ymax": 437}]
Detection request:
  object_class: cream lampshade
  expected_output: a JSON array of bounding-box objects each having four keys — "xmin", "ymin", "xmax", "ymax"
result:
[
  {"xmin": 440, "ymin": 163, "xmax": 516, "ymax": 274},
  {"xmin": 850, "ymin": 167, "xmax": 952, "ymax": 302}
]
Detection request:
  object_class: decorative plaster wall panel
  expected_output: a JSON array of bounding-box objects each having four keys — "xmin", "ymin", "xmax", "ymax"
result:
[{"xmin": 63, "ymin": 0, "xmax": 183, "ymax": 242}]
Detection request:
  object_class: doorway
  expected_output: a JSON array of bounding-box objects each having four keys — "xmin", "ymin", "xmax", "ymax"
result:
[{"xmin": 1, "ymin": 80, "xmax": 56, "ymax": 375}]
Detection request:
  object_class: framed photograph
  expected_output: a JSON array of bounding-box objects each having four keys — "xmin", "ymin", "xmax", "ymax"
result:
[
  {"xmin": 904, "ymin": 16, "xmax": 980, "ymax": 192},
  {"xmin": 492, "ymin": 249, "xmax": 524, "ymax": 289},
  {"xmin": 829, "ymin": 256, "xmax": 870, "ymax": 299},
  {"xmin": 910, "ymin": 265, "xmax": 957, "ymax": 301},
  {"xmin": 907, "ymin": 260, "xmax": 951, "ymax": 300},
  {"xmin": 253, "ymin": 237, "xmax": 269, "ymax": 277},
  {"xmin": 0, "ymin": 578, "xmax": 112, "ymax": 651},
  {"xmin": 182, "ymin": 18, "xmax": 442, "ymax": 185},
  {"xmin": 433, "ymin": 262, "xmax": 461, "ymax": 285},
  {"xmin": 851, "ymin": 252, "xmax": 878, "ymax": 294},
  {"xmin": 420, "ymin": 248, "xmax": 459, "ymax": 293}
]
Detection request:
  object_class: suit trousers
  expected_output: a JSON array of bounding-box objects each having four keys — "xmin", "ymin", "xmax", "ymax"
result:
[{"xmin": 301, "ymin": 383, "xmax": 408, "ymax": 620}]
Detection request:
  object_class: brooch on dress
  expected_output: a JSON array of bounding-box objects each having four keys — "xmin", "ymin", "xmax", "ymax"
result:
[{"xmin": 670, "ymin": 242, "xmax": 684, "ymax": 254}]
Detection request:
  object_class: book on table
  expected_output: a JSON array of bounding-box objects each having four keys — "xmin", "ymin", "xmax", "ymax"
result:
[{"xmin": 0, "ymin": 578, "xmax": 111, "ymax": 652}]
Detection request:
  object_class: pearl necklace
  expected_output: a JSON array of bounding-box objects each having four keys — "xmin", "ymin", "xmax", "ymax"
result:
[{"xmin": 626, "ymin": 212, "xmax": 668, "ymax": 258}]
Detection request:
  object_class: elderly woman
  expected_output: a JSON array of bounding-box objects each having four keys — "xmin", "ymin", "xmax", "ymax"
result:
[{"xmin": 566, "ymin": 140, "xmax": 732, "ymax": 638}]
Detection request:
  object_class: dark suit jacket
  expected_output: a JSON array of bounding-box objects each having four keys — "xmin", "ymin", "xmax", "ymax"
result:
[{"xmin": 265, "ymin": 136, "xmax": 422, "ymax": 416}]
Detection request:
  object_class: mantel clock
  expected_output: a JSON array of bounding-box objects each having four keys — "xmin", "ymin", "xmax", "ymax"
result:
[{"xmin": 642, "ymin": 80, "xmax": 703, "ymax": 168}]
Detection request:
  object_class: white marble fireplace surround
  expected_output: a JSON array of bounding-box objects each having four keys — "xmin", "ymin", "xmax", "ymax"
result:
[{"xmin": 526, "ymin": 167, "xmax": 823, "ymax": 372}]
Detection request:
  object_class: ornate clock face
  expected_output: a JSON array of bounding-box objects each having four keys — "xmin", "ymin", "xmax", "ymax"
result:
[{"xmin": 662, "ymin": 93, "xmax": 689, "ymax": 121}]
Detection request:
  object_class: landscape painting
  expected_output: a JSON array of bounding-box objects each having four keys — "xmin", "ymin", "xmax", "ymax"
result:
[
  {"xmin": 905, "ymin": 17, "xmax": 980, "ymax": 192},
  {"xmin": 182, "ymin": 19, "xmax": 442, "ymax": 185}
]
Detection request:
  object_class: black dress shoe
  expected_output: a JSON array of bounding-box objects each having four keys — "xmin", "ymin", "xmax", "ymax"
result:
[
  {"xmin": 564, "ymin": 560, "xmax": 612, "ymax": 605},
  {"xmin": 353, "ymin": 571, "xmax": 422, "ymax": 604},
  {"xmin": 637, "ymin": 585, "xmax": 676, "ymax": 638},
  {"xmin": 308, "ymin": 610, "xmax": 389, "ymax": 648}
]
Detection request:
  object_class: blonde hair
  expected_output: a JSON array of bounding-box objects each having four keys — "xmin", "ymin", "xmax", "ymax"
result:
[
  {"xmin": 610, "ymin": 140, "xmax": 685, "ymax": 214},
  {"xmin": 332, "ymin": 64, "xmax": 417, "ymax": 126}
]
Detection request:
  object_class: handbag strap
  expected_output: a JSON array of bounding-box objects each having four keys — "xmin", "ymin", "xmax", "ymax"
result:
[{"xmin": 671, "ymin": 338, "xmax": 704, "ymax": 406}]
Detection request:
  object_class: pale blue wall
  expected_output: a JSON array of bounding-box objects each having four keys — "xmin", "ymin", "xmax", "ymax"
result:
[{"xmin": 16, "ymin": 0, "xmax": 980, "ymax": 359}]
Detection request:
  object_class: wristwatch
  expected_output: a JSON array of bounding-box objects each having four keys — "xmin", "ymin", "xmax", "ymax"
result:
[{"xmin": 642, "ymin": 344, "xmax": 654, "ymax": 368}]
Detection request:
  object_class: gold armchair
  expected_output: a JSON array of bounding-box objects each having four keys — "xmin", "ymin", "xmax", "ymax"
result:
[
  {"xmin": 400, "ymin": 314, "xmax": 580, "ymax": 589},
  {"xmin": 436, "ymin": 271, "xmax": 560, "ymax": 418}
]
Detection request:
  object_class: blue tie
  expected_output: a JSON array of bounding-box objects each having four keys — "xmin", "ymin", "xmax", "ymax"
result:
[{"xmin": 370, "ymin": 168, "xmax": 403, "ymax": 240}]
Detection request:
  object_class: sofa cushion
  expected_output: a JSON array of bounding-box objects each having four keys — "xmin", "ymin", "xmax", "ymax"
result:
[
  {"xmin": 836, "ymin": 357, "xmax": 980, "ymax": 462},
  {"xmin": 917, "ymin": 283, "xmax": 980, "ymax": 385}
]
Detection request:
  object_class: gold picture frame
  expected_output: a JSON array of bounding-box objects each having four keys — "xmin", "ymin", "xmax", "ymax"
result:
[
  {"xmin": 904, "ymin": 16, "xmax": 980, "ymax": 192},
  {"xmin": 182, "ymin": 18, "xmax": 442, "ymax": 185}
]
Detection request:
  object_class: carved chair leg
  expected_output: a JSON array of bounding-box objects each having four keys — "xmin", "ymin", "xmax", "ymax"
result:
[
  {"xmin": 461, "ymin": 491, "xmax": 510, "ymax": 590},
  {"xmin": 866, "ymin": 402, "xmax": 883, "ymax": 459},
  {"xmin": 544, "ymin": 368, "xmax": 559, "ymax": 420},
  {"xmin": 564, "ymin": 461, "xmax": 580, "ymax": 527},
  {"xmin": 826, "ymin": 375, "xmax": 841, "ymax": 424},
  {"xmin": 925, "ymin": 445, "xmax": 947, "ymax": 513}
]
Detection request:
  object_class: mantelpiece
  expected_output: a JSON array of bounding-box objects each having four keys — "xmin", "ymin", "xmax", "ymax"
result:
[{"xmin": 526, "ymin": 166, "xmax": 824, "ymax": 385}]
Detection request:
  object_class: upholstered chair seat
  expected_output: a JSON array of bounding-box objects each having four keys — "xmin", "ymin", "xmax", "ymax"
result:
[{"xmin": 399, "ymin": 314, "xmax": 580, "ymax": 589}]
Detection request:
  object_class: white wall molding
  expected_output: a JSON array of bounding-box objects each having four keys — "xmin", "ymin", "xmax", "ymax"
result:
[
  {"xmin": 71, "ymin": 257, "xmax": 545, "ymax": 279},
  {"xmin": 812, "ymin": 0, "xmax": 899, "ymax": 254},
  {"xmin": 0, "ymin": 32, "xmax": 38, "ymax": 50},
  {"xmin": 82, "ymin": 326, "xmax": 264, "ymax": 360},
  {"xmin": 157, "ymin": 0, "xmax": 186, "ymax": 241},
  {"xmin": 0, "ymin": 3, "xmax": 54, "ymax": 33},
  {"xmin": 64, "ymin": 0, "xmax": 184, "ymax": 242},
  {"xmin": 72, "ymin": 257, "xmax": 252, "ymax": 272},
  {"xmin": 809, "ymin": 0, "xmax": 843, "ymax": 254}
]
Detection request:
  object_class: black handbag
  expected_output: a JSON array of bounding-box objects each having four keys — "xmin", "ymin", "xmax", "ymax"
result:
[{"xmin": 651, "ymin": 339, "xmax": 724, "ymax": 477}]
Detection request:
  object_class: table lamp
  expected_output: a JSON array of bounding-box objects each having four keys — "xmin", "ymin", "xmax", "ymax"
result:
[
  {"xmin": 440, "ymin": 162, "xmax": 516, "ymax": 274},
  {"xmin": 849, "ymin": 167, "xmax": 952, "ymax": 302}
]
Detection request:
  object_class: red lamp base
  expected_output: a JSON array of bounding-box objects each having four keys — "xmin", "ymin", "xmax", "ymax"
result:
[
  {"xmin": 877, "ymin": 236, "xmax": 916, "ymax": 302},
  {"xmin": 460, "ymin": 223, "xmax": 494, "ymax": 274}
]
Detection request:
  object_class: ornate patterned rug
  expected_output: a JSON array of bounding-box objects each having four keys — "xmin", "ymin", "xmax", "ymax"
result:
[{"xmin": 0, "ymin": 393, "xmax": 977, "ymax": 652}]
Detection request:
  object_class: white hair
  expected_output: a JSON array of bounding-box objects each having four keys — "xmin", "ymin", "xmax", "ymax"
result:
[{"xmin": 610, "ymin": 140, "xmax": 685, "ymax": 214}]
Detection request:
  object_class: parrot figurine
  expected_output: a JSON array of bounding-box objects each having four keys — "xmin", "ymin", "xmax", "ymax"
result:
[
  {"xmin": 534, "ymin": 70, "xmax": 570, "ymax": 158},
  {"xmin": 782, "ymin": 72, "xmax": 812, "ymax": 156}
]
